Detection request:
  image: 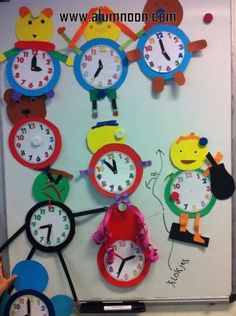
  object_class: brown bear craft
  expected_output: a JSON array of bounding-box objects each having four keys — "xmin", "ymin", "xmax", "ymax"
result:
[
  {"xmin": 143, "ymin": 0, "xmax": 184, "ymax": 30},
  {"xmin": 4, "ymin": 88, "xmax": 47, "ymax": 125}
]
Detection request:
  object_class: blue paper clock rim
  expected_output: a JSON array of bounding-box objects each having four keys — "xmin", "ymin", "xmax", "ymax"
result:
[
  {"xmin": 73, "ymin": 38, "xmax": 129, "ymax": 91},
  {"xmin": 137, "ymin": 24, "xmax": 192, "ymax": 80},
  {"xmin": 4, "ymin": 289, "xmax": 55, "ymax": 316},
  {"xmin": 6, "ymin": 51, "xmax": 61, "ymax": 96},
  {"xmin": 12, "ymin": 260, "xmax": 49, "ymax": 292},
  {"xmin": 164, "ymin": 168, "xmax": 216, "ymax": 218}
]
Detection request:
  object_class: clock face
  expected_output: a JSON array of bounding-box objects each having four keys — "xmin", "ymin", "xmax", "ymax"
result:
[
  {"xmin": 7, "ymin": 49, "xmax": 61, "ymax": 96},
  {"xmin": 137, "ymin": 25, "xmax": 192, "ymax": 80},
  {"xmin": 97, "ymin": 240, "xmax": 150, "ymax": 287},
  {"xmin": 165, "ymin": 169, "xmax": 216, "ymax": 218},
  {"xmin": 143, "ymin": 31, "xmax": 185, "ymax": 73},
  {"xmin": 74, "ymin": 38, "xmax": 128, "ymax": 91},
  {"xmin": 25, "ymin": 201, "xmax": 75, "ymax": 252},
  {"xmin": 4, "ymin": 290, "xmax": 55, "ymax": 316},
  {"xmin": 9, "ymin": 117, "xmax": 62, "ymax": 170},
  {"xmin": 89, "ymin": 144, "xmax": 143, "ymax": 197}
]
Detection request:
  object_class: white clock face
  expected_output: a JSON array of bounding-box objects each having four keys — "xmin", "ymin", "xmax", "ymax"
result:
[
  {"xmin": 29, "ymin": 205, "xmax": 71, "ymax": 247},
  {"xmin": 80, "ymin": 45, "xmax": 123, "ymax": 89},
  {"xmin": 12, "ymin": 49, "xmax": 54, "ymax": 90},
  {"xmin": 9, "ymin": 295, "xmax": 49, "ymax": 316},
  {"xmin": 94, "ymin": 151, "xmax": 137, "ymax": 194},
  {"xmin": 170, "ymin": 170, "xmax": 212, "ymax": 213},
  {"xmin": 105, "ymin": 240, "xmax": 145, "ymax": 282},
  {"xmin": 12, "ymin": 120, "xmax": 56, "ymax": 165},
  {"xmin": 143, "ymin": 31, "xmax": 185, "ymax": 73}
]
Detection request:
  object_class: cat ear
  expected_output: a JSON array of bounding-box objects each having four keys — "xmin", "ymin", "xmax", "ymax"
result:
[
  {"xmin": 41, "ymin": 8, "xmax": 53, "ymax": 18},
  {"xmin": 19, "ymin": 6, "xmax": 31, "ymax": 17}
]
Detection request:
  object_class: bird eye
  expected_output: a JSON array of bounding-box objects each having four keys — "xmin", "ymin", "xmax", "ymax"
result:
[
  {"xmin": 41, "ymin": 19, "xmax": 45, "ymax": 24},
  {"xmin": 194, "ymin": 151, "xmax": 198, "ymax": 154},
  {"xmin": 180, "ymin": 150, "xmax": 183, "ymax": 152},
  {"xmin": 28, "ymin": 20, "xmax": 32, "ymax": 25}
]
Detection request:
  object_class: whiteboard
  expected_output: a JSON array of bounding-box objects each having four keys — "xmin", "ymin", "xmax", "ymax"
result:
[{"xmin": 0, "ymin": 0, "xmax": 234, "ymax": 307}]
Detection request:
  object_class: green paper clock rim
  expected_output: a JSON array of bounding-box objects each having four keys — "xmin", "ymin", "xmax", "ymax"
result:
[{"xmin": 164, "ymin": 169, "xmax": 216, "ymax": 218}]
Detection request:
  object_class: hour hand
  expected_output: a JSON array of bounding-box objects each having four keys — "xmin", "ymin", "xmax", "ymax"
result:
[{"xmin": 117, "ymin": 260, "xmax": 126, "ymax": 278}]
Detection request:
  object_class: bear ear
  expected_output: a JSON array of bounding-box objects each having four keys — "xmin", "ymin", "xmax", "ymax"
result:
[
  {"xmin": 41, "ymin": 8, "xmax": 53, "ymax": 18},
  {"xmin": 3, "ymin": 89, "xmax": 14, "ymax": 103},
  {"xmin": 19, "ymin": 6, "xmax": 31, "ymax": 17}
]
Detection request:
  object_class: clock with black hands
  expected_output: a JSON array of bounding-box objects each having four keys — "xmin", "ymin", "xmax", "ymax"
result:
[
  {"xmin": 97, "ymin": 240, "xmax": 150, "ymax": 287},
  {"xmin": 137, "ymin": 25, "xmax": 192, "ymax": 82},
  {"xmin": 4, "ymin": 289, "xmax": 55, "ymax": 316},
  {"xmin": 25, "ymin": 201, "xmax": 75, "ymax": 252},
  {"xmin": 88, "ymin": 143, "xmax": 148, "ymax": 197},
  {"xmin": 74, "ymin": 39, "xmax": 128, "ymax": 92}
]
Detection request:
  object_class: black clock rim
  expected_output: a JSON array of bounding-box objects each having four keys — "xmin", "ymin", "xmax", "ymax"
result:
[
  {"xmin": 25, "ymin": 201, "xmax": 75, "ymax": 253},
  {"xmin": 4, "ymin": 289, "xmax": 55, "ymax": 316}
]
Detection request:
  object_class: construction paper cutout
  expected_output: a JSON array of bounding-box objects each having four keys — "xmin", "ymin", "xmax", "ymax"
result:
[
  {"xmin": 170, "ymin": 133, "xmax": 208, "ymax": 170},
  {"xmin": 169, "ymin": 223, "xmax": 209, "ymax": 247},
  {"xmin": 187, "ymin": 40, "xmax": 207, "ymax": 52},
  {"xmin": 84, "ymin": 18, "xmax": 121, "ymax": 41},
  {"xmin": 152, "ymin": 77, "xmax": 164, "ymax": 93},
  {"xmin": 143, "ymin": 0, "xmax": 183, "ymax": 30},
  {"xmin": 203, "ymin": 13, "xmax": 213, "ymax": 24},
  {"xmin": 51, "ymin": 295, "xmax": 73, "ymax": 316},
  {"xmin": 173, "ymin": 72, "xmax": 185, "ymax": 86},
  {"xmin": 32, "ymin": 171, "xmax": 70, "ymax": 203},
  {"xmin": 69, "ymin": 6, "xmax": 138, "ymax": 48},
  {"xmin": 204, "ymin": 152, "xmax": 223, "ymax": 177},
  {"xmin": 4, "ymin": 89, "xmax": 47, "ymax": 125},
  {"xmin": 15, "ymin": 7, "xmax": 54, "ymax": 42},
  {"xmin": 0, "ymin": 293, "xmax": 10, "ymax": 315},
  {"xmin": 87, "ymin": 121, "xmax": 126, "ymax": 153},
  {"xmin": 12, "ymin": 260, "xmax": 49, "ymax": 292},
  {"xmin": 206, "ymin": 153, "xmax": 235, "ymax": 200},
  {"xmin": 126, "ymin": 49, "xmax": 142, "ymax": 62}
]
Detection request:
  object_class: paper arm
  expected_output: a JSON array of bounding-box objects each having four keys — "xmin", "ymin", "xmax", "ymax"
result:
[
  {"xmin": 49, "ymin": 51, "xmax": 74, "ymax": 66},
  {"xmin": 187, "ymin": 40, "xmax": 207, "ymax": 53},
  {"xmin": 0, "ymin": 48, "xmax": 20, "ymax": 62}
]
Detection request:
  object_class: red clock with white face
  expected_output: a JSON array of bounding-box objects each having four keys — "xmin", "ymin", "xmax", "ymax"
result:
[
  {"xmin": 9, "ymin": 117, "xmax": 62, "ymax": 170},
  {"xmin": 89, "ymin": 144, "xmax": 144, "ymax": 197},
  {"xmin": 97, "ymin": 240, "xmax": 150, "ymax": 287}
]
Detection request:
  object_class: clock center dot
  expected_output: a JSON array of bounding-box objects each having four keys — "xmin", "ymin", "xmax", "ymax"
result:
[{"xmin": 31, "ymin": 136, "xmax": 42, "ymax": 147}]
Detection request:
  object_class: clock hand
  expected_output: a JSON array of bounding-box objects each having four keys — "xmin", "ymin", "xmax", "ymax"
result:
[
  {"xmin": 24, "ymin": 298, "xmax": 31, "ymax": 316},
  {"xmin": 114, "ymin": 252, "xmax": 124, "ymax": 261},
  {"xmin": 117, "ymin": 260, "xmax": 126, "ymax": 278},
  {"xmin": 124, "ymin": 255, "xmax": 136, "ymax": 262},
  {"xmin": 158, "ymin": 39, "xmax": 171, "ymax": 61},
  {"xmin": 47, "ymin": 224, "xmax": 52, "ymax": 243},
  {"xmin": 39, "ymin": 224, "xmax": 52, "ymax": 243},
  {"xmin": 31, "ymin": 55, "xmax": 42, "ymax": 72},
  {"xmin": 93, "ymin": 59, "xmax": 103, "ymax": 78},
  {"xmin": 103, "ymin": 159, "xmax": 117, "ymax": 174}
]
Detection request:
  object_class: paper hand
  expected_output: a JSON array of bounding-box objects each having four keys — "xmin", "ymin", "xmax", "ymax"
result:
[
  {"xmin": 103, "ymin": 159, "xmax": 117, "ymax": 174},
  {"xmin": 158, "ymin": 39, "xmax": 171, "ymax": 61},
  {"xmin": 31, "ymin": 55, "xmax": 42, "ymax": 72},
  {"xmin": 39, "ymin": 224, "xmax": 52, "ymax": 243},
  {"xmin": 93, "ymin": 59, "xmax": 103, "ymax": 78}
]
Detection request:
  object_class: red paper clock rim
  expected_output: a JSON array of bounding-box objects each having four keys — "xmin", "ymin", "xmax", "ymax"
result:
[
  {"xmin": 97, "ymin": 242, "xmax": 151, "ymax": 287},
  {"xmin": 89, "ymin": 143, "xmax": 144, "ymax": 197},
  {"xmin": 9, "ymin": 117, "xmax": 62, "ymax": 170}
]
